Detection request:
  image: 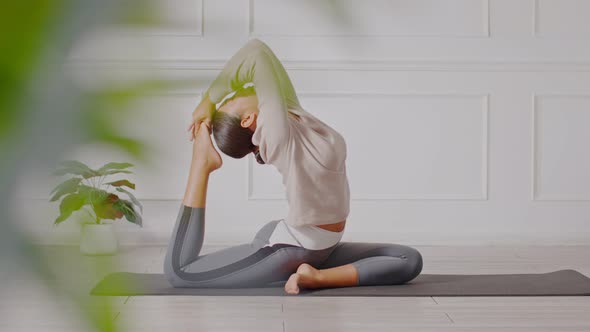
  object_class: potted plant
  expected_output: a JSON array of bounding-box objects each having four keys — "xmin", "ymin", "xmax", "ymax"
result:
[{"xmin": 49, "ymin": 160, "xmax": 143, "ymax": 255}]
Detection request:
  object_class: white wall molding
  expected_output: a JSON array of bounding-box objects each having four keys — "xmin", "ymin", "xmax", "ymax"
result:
[
  {"xmin": 246, "ymin": 92, "xmax": 489, "ymax": 201},
  {"xmin": 65, "ymin": 59, "xmax": 590, "ymax": 73},
  {"xmin": 533, "ymin": 0, "xmax": 590, "ymax": 38},
  {"xmin": 248, "ymin": 0, "xmax": 490, "ymax": 38},
  {"xmin": 532, "ymin": 0, "xmax": 541, "ymax": 37},
  {"xmin": 40, "ymin": 1, "xmax": 590, "ymax": 246},
  {"xmin": 100, "ymin": 0, "xmax": 205, "ymax": 37},
  {"xmin": 531, "ymin": 93, "xmax": 590, "ymax": 201}
]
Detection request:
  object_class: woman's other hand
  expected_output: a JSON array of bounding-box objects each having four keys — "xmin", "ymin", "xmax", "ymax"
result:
[
  {"xmin": 188, "ymin": 93, "xmax": 216, "ymax": 141},
  {"xmin": 192, "ymin": 122, "xmax": 223, "ymax": 173}
]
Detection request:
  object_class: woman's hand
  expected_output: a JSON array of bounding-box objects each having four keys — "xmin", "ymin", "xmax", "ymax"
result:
[
  {"xmin": 188, "ymin": 93, "xmax": 216, "ymax": 141},
  {"xmin": 191, "ymin": 122, "xmax": 223, "ymax": 173}
]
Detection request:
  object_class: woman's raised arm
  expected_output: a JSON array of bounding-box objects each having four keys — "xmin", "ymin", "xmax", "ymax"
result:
[{"xmin": 205, "ymin": 38, "xmax": 302, "ymax": 155}]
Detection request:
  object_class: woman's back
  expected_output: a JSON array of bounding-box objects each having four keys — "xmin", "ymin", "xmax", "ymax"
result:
[
  {"xmin": 206, "ymin": 38, "xmax": 350, "ymax": 227},
  {"xmin": 273, "ymin": 105, "xmax": 350, "ymax": 227}
]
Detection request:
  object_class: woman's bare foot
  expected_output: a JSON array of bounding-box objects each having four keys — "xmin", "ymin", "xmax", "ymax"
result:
[
  {"xmin": 284, "ymin": 263, "xmax": 323, "ymax": 295},
  {"xmin": 284, "ymin": 262, "xmax": 359, "ymax": 295},
  {"xmin": 192, "ymin": 122, "xmax": 222, "ymax": 172}
]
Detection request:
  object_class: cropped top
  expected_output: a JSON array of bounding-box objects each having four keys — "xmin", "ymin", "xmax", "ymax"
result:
[{"xmin": 205, "ymin": 38, "xmax": 350, "ymax": 227}]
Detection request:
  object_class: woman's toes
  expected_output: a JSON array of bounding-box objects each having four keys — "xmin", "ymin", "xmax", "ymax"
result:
[
  {"xmin": 284, "ymin": 273, "xmax": 300, "ymax": 295},
  {"xmin": 284, "ymin": 263, "xmax": 323, "ymax": 294}
]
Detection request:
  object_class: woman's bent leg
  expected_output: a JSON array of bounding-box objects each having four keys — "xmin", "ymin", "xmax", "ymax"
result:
[
  {"xmin": 163, "ymin": 204, "xmax": 335, "ymax": 288},
  {"xmin": 318, "ymin": 242, "xmax": 423, "ymax": 286}
]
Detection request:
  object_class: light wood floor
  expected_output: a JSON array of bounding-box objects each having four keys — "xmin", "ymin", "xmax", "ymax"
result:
[{"xmin": 1, "ymin": 245, "xmax": 590, "ymax": 331}]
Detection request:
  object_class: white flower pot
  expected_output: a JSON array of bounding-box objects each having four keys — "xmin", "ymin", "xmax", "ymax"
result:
[{"xmin": 80, "ymin": 223, "xmax": 118, "ymax": 255}]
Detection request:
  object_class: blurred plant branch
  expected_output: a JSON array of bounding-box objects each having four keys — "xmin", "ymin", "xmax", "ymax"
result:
[
  {"xmin": 0, "ymin": 1, "xmax": 162, "ymax": 331},
  {"xmin": 0, "ymin": 1, "xmax": 357, "ymax": 331}
]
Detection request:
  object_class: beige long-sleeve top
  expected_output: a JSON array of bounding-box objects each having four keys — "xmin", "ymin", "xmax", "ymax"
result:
[{"xmin": 205, "ymin": 38, "xmax": 350, "ymax": 227}]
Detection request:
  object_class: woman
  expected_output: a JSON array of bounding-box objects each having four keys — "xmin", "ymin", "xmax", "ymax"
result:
[{"xmin": 163, "ymin": 38, "xmax": 423, "ymax": 294}]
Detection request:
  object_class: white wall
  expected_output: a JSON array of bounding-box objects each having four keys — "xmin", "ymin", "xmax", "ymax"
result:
[{"xmin": 16, "ymin": 0, "xmax": 590, "ymax": 246}]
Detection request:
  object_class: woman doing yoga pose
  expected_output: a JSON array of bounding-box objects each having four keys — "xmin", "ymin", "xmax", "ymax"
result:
[{"xmin": 163, "ymin": 38, "xmax": 423, "ymax": 294}]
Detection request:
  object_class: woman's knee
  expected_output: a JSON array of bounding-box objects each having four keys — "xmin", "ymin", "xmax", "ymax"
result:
[
  {"xmin": 404, "ymin": 246, "xmax": 423, "ymax": 281},
  {"xmin": 163, "ymin": 257, "xmax": 181, "ymax": 287},
  {"xmin": 163, "ymin": 250, "xmax": 191, "ymax": 288},
  {"xmin": 382, "ymin": 244, "xmax": 423, "ymax": 282}
]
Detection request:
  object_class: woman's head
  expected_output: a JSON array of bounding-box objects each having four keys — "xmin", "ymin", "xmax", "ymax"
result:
[{"xmin": 211, "ymin": 84, "xmax": 265, "ymax": 163}]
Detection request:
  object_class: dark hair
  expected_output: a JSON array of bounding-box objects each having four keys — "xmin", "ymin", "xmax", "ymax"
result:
[
  {"xmin": 211, "ymin": 111, "xmax": 255, "ymax": 159},
  {"xmin": 211, "ymin": 84, "xmax": 265, "ymax": 163}
]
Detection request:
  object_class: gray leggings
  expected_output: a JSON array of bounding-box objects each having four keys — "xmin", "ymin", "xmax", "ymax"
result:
[{"xmin": 164, "ymin": 204, "xmax": 423, "ymax": 288}]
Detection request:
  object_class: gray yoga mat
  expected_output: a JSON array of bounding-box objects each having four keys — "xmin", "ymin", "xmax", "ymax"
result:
[{"xmin": 91, "ymin": 269, "xmax": 590, "ymax": 296}]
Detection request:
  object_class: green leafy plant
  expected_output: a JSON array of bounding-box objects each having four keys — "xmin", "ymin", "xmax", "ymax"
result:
[{"xmin": 50, "ymin": 160, "xmax": 143, "ymax": 226}]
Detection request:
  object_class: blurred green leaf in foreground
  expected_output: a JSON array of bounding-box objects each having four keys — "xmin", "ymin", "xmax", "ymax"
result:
[
  {"xmin": 0, "ymin": 0, "xmax": 358, "ymax": 330},
  {"xmin": 0, "ymin": 1, "xmax": 160, "ymax": 331}
]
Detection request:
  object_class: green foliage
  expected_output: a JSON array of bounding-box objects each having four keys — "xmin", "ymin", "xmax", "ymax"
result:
[
  {"xmin": 1, "ymin": 1, "xmax": 352, "ymax": 331},
  {"xmin": 52, "ymin": 160, "xmax": 100, "ymax": 178},
  {"xmin": 54, "ymin": 192, "xmax": 86, "ymax": 224},
  {"xmin": 80, "ymin": 81, "xmax": 173, "ymax": 162},
  {"xmin": 50, "ymin": 160, "xmax": 142, "ymax": 226},
  {"xmin": 115, "ymin": 187, "xmax": 143, "ymax": 213},
  {"xmin": 49, "ymin": 177, "xmax": 83, "ymax": 202},
  {"xmin": 98, "ymin": 162, "xmax": 134, "ymax": 173},
  {"xmin": 105, "ymin": 179, "xmax": 135, "ymax": 189},
  {"xmin": 114, "ymin": 199, "xmax": 142, "ymax": 226},
  {"xmin": 53, "ymin": 160, "xmax": 135, "ymax": 178},
  {"xmin": 0, "ymin": 1, "xmax": 60, "ymax": 142}
]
